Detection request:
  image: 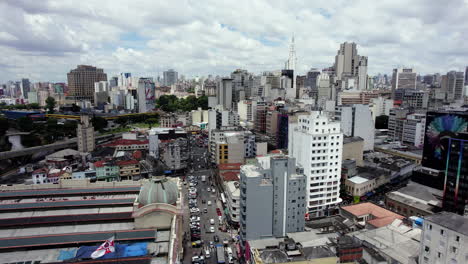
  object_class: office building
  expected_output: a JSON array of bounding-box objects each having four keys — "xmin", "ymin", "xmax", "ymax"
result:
[
  {"xmin": 216, "ymin": 78, "xmax": 233, "ymax": 110},
  {"xmin": 20, "ymin": 78, "xmax": 30, "ymax": 99},
  {"xmin": 369, "ymin": 97, "xmax": 393, "ymax": 122},
  {"xmin": 442, "ymin": 71, "xmax": 465, "ymax": 102},
  {"xmin": 237, "ymin": 100, "xmax": 257, "ymax": 123},
  {"xmin": 77, "ymin": 115, "xmax": 95, "ymax": 153},
  {"xmin": 334, "ymin": 42, "xmax": 368, "ymax": 91},
  {"xmin": 442, "ymin": 137, "xmax": 468, "ymax": 215},
  {"xmin": 137, "ymin": 78, "xmax": 155, "ymax": 113},
  {"xmin": 284, "ymin": 37, "xmax": 297, "ymax": 99},
  {"xmin": 335, "ymin": 104, "xmax": 375, "ymax": 151},
  {"xmin": 305, "ymin": 68, "xmax": 321, "ymax": 98},
  {"xmin": 239, "ymin": 155, "xmax": 306, "ymax": 241},
  {"xmin": 289, "ymin": 111, "xmax": 343, "ymax": 217},
  {"xmin": 67, "ymin": 65, "xmax": 107, "ymax": 103},
  {"xmin": 163, "ymin": 69, "xmax": 178, "ymax": 86},
  {"xmin": 419, "ymin": 212, "xmax": 468, "ymax": 264},
  {"xmin": 394, "ymin": 88, "xmax": 429, "ymax": 109},
  {"xmin": 391, "ymin": 68, "xmax": 417, "ymax": 96}
]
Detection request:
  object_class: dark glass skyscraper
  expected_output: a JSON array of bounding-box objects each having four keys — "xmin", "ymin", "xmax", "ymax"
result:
[{"xmin": 443, "ymin": 136, "xmax": 468, "ymax": 215}]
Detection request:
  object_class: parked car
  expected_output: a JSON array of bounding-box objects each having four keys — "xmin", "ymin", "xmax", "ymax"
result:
[
  {"xmin": 210, "ymin": 219, "xmax": 215, "ymax": 225},
  {"xmin": 209, "ymin": 226, "xmax": 215, "ymax": 233},
  {"xmin": 214, "ymin": 235, "xmax": 219, "ymax": 242}
]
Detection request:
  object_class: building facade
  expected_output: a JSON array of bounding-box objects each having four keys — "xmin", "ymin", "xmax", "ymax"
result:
[
  {"xmin": 67, "ymin": 65, "xmax": 107, "ymax": 103},
  {"xmin": 289, "ymin": 111, "xmax": 343, "ymax": 217},
  {"xmin": 239, "ymin": 155, "xmax": 306, "ymax": 241},
  {"xmin": 335, "ymin": 104, "xmax": 375, "ymax": 151},
  {"xmin": 77, "ymin": 115, "xmax": 95, "ymax": 153}
]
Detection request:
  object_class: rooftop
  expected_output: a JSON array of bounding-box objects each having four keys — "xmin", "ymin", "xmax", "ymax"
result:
[
  {"xmin": 343, "ymin": 136, "xmax": 364, "ymax": 144},
  {"xmin": 347, "ymin": 176, "xmax": 369, "ymax": 184},
  {"xmin": 425, "ymin": 212, "xmax": 468, "ymax": 236},
  {"xmin": 103, "ymin": 139, "xmax": 149, "ymax": 147},
  {"xmin": 342, "ymin": 202, "xmax": 404, "ymax": 228},
  {"xmin": 218, "ymin": 163, "xmax": 242, "ymax": 171}
]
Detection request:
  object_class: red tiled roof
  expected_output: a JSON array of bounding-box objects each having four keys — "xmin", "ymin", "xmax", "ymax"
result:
[
  {"xmin": 48, "ymin": 170, "xmax": 65, "ymax": 178},
  {"xmin": 32, "ymin": 168, "xmax": 48, "ymax": 174},
  {"xmin": 270, "ymin": 149, "xmax": 282, "ymax": 154},
  {"xmin": 221, "ymin": 171, "xmax": 240, "ymax": 181},
  {"xmin": 103, "ymin": 139, "xmax": 149, "ymax": 147},
  {"xmin": 132, "ymin": 150, "xmax": 142, "ymax": 160},
  {"xmin": 342, "ymin": 202, "xmax": 404, "ymax": 228},
  {"xmin": 218, "ymin": 163, "xmax": 242, "ymax": 171},
  {"xmin": 94, "ymin": 160, "xmax": 105, "ymax": 168},
  {"xmin": 116, "ymin": 159, "xmax": 139, "ymax": 166}
]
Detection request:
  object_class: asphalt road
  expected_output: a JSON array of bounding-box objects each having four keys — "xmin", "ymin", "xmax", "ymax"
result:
[{"xmin": 182, "ymin": 138, "xmax": 238, "ymax": 264}]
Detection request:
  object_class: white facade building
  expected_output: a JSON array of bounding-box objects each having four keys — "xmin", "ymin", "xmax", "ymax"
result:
[
  {"xmin": 224, "ymin": 181, "xmax": 240, "ymax": 224},
  {"xmin": 335, "ymin": 104, "xmax": 375, "ymax": 151},
  {"xmin": 370, "ymin": 97, "xmax": 394, "ymax": 122},
  {"xmin": 289, "ymin": 111, "xmax": 343, "ymax": 217},
  {"xmin": 419, "ymin": 212, "xmax": 468, "ymax": 264}
]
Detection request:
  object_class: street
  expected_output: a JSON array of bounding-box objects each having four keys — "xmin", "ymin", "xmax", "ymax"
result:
[{"xmin": 182, "ymin": 135, "xmax": 239, "ymax": 264}]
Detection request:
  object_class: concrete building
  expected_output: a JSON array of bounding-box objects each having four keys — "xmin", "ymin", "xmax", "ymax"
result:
[
  {"xmin": 370, "ymin": 97, "xmax": 394, "ymax": 122},
  {"xmin": 191, "ymin": 107, "xmax": 209, "ymax": 125},
  {"xmin": 392, "ymin": 68, "xmax": 417, "ymax": 96},
  {"xmin": 388, "ymin": 109, "xmax": 425, "ymax": 147},
  {"xmin": 342, "ymin": 136, "xmax": 364, "ymax": 166},
  {"xmin": 77, "ymin": 115, "xmax": 94, "ymax": 153},
  {"xmin": 137, "ymin": 78, "xmax": 155, "ymax": 113},
  {"xmin": 394, "ymin": 88, "xmax": 429, "ymax": 109},
  {"xmin": 338, "ymin": 90, "xmax": 380, "ymax": 105},
  {"xmin": 207, "ymin": 108, "xmax": 239, "ymax": 132},
  {"xmin": 443, "ymin": 71, "xmax": 465, "ymax": 102},
  {"xmin": 284, "ymin": 37, "xmax": 297, "ymax": 100},
  {"xmin": 237, "ymin": 100, "xmax": 256, "ymax": 123},
  {"xmin": 224, "ymin": 181, "xmax": 240, "ymax": 224},
  {"xmin": 239, "ymin": 155, "xmax": 306, "ymax": 241},
  {"xmin": 419, "ymin": 212, "xmax": 468, "ymax": 264},
  {"xmin": 67, "ymin": 65, "xmax": 107, "ymax": 103},
  {"xmin": 334, "ymin": 42, "xmax": 368, "ymax": 91},
  {"xmin": 335, "ymin": 104, "xmax": 375, "ymax": 151},
  {"xmin": 289, "ymin": 111, "xmax": 343, "ymax": 217},
  {"xmin": 341, "ymin": 202, "xmax": 404, "ymax": 229},
  {"xmin": 216, "ymin": 78, "xmax": 233, "ymax": 110},
  {"xmin": 21, "ymin": 78, "xmax": 30, "ymax": 99},
  {"xmin": 163, "ymin": 69, "xmax": 178, "ymax": 86}
]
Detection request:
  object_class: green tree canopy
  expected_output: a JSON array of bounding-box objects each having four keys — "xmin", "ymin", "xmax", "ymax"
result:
[
  {"xmin": 45, "ymin": 97, "xmax": 56, "ymax": 113},
  {"xmin": 156, "ymin": 95, "xmax": 208, "ymax": 112},
  {"xmin": 91, "ymin": 116, "xmax": 108, "ymax": 132},
  {"xmin": 0, "ymin": 118, "xmax": 9, "ymax": 136},
  {"xmin": 17, "ymin": 117, "xmax": 33, "ymax": 132},
  {"xmin": 375, "ymin": 115, "xmax": 389, "ymax": 129}
]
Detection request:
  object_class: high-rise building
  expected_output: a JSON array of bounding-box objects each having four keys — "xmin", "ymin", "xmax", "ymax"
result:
[
  {"xmin": 391, "ymin": 68, "xmax": 417, "ymax": 96},
  {"xmin": 284, "ymin": 36, "xmax": 297, "ymax": 99},
  {"xmin": 334, "ymin": 42, "xmax": 368, "ymax": 91},
  {"xmin": 20, "ymin": 78, "xmax": 30, "ymax": 99},
  {"xmin": 442, "ymin": 136, "xmax": 468, "ymax": 215},
  {"xmin": 289, "ymin": 111, "xmax": 343, "ymax": 217},
  {"xmin": 231, "ymin": 69, "xmax": 251, "ymax": 103},
  {"xmin": 443, "ymin": 71, "xmax": 465, "ymax": 102},
  {"xmin": 77, "ymin": 115, "xmax": 95, "ymax": 153},
  {"xmin": 239, "ymin": 155, "xmax": 306, "ymax": 241},
  {"xmin": 163, "ymin": 69, "xmax": 178, "ymax": 86},
  {"xmin": 393, "ymin": 88, "xmax": 429, "ymax": 109},
  {"xmin": 137, "ymin": 78, "xmax": 155, "ymax": 113},
  {"xmin": 335, "ymin": 104, "xmax": 375, "ymax": 151},
  {"xmin": 305, "ymin": 68, "xmax": 321, "ymax": 98},
  {"xmin": 67, "ymin": 65, "xmax": 107, "ymax": 103},
  {"xmin": 216, "ymin": 78, "xmax": 233, "ymax": 110},
  {"xmin": 419, "ymin": 212, "xmax": 468, "ymax": 264}
]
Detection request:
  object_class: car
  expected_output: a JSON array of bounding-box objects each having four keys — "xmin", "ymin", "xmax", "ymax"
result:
[
  {"xmin": 212, "ymin": 189, "xmax": 215, "ymax": 194},
  {"xmin": 209, "ymin": 241, "xmax": 214, "ymax": 247},
  {"xmin": 209, "ymin": 226, "xmax": 215, "ymax": 233},
  {"xmin": 190, "ymin": 216, "xmax": 201, "ymax": 222},
  {"xmin": 205, "ymin": 249, "xmax": 211, "ymax": 258},
  {"xmin": 190, "ymin": 199, "xmax": 197, "ymax": 203},
  {"xmin": 210, "ymin": 219, "xmax": 215, "ymax": 225},
  {"xmin": 216, "ymin": 208, "xmax": 222, "ymax": 216},
  {"xmin": 207, "ymin": 187, "xmax": 211, "ymax": 192},
  {"xmin": 207, "ymin": 201, "xmax": 212, "ymax": 206},
  {"xmin": 204, "ymin": 208, "xmax": 208, "ymax": 213},
  {"xmin": 190, "ymin": 208, "xmax": 200, "ymax": 213},
  {"xmin": 214, "ymin": 235, "xmax": 219, "ymax": 242}
]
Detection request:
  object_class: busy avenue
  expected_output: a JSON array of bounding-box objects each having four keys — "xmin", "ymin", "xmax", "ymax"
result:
[{"xmin": 182, "ymin": 135, "xmax": 239, "ymax": 264}]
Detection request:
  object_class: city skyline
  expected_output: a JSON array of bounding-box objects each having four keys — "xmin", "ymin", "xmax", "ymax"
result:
[{"xmin": 0, "ymin": 0, "xmax": 467, "ymax": 82}]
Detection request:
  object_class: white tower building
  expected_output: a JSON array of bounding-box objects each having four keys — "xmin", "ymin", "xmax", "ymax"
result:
[
  {"xmin": 284, "ymin": 36, "xmax": 297, "ymax": 100},
  {"xmin": 289, "ymin": 111, "xmax": 343, "ymax": 217}
]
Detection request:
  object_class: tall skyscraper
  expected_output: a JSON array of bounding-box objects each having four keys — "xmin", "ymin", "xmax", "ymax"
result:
[
  {"xmin": 20, "ymin": 78, "xmax": 30, "ymax": 99},
  {"xmin": 442, "ymin": 136, "xmax": 468, "ymax": 215},
  {"xmin": 67, "ymin": 65, "xmax": 107, "ymax": 103},
  {"xmin": 137, "ymin": 78, "xmax": 155, "ymax": 113},
  {"xmin": 334, "ymin": 42, "xmax": 368, "ymax": 91},
  {"xmin": 216, "ymin": 78, "xmax": 233, "ymax": 110},
  {"xmin": 443, "ymin": 71, "xmax": 465, "ymax": 102},
  {"xmin": 163, "ymin": 69, "xmax": 178, "ymax": 86},
  {"xmin": 391, "ymin": 68, "xmax": 417, "ymax": 96},
  {"xmin": 239, "ymin": 155, "xmax": 306, "ymax": 241},
  {"xmin": 77, "ymin": 115, "xmax": 95, "ymax": 153},
  {"xmin": 305, "ymin": 68, "xmax": 321, "ymax": 98},
  {"xmin": 284, "ymin": 36, "xmax": 297, "ymax": 99},
  {"xmin": 289, "ymin": 111, "xmax": 343, "ymax": 217}
]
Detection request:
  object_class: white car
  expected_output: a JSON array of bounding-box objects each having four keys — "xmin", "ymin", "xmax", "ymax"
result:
[
  {"xmin": 207, "ymin": 201, "xmax": 212, "ymax": 206},
  {"xmin": 207, "ymin": 187, "xmax": 211, "ymax": 192},
  {"xmin": 210, "ymin": 219, "xmax": 215, "ymax": 225},
  {"xmin": 209, "ymin": 226, "xmax": 215, "ymax": 233},
  {"xmin": 190, "ymin": 208, "xmax": 200, "ymax": 213},
  {"xmin": 212, "ymin": 189, "xmax": 215, "ymax": 194}
]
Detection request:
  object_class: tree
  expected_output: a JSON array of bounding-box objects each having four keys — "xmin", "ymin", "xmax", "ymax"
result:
[
  {"xmin": 375, "ymin": 115, "xmax": 389, "ymax": 129},
  {"xmin": 29, "ymin": 103, "xmax": 41, "ymax": 109},
  {"xmin": 17, "ymin": 117, "xmax": 33, "ymax": 132},
  {"xmin": 45, "ymin": 97, "xmax": 56, "ymax": 113},
  {"xmin": 91, "ymin": 116, "xmax": 108, "ymax": 132},
  {"xmin": 115, "ymin": 116, "xmax": 128, "ymax": 127},
  {"xmin": 196, "ymin": 96, "xmax": 208, "ymax": 110},
  {"xmin": 146, "ymin": 117, "xmax": 159, "ymax": 129},
  {"xmin": 0, "ymin": 118, "xmax": 9, "ymax": 136},
  {"xmin": 71, "ymin": 104, "xmax": 81, "ymax": 112},
  {"xmin": 63, "ymin": 120, "xmax": 78, "ymax": 137}
]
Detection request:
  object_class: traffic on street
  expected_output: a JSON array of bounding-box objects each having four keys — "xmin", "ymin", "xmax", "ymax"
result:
[{"xmin": 182, "ymin": 134, "xmax": 240, "ymax": 264}]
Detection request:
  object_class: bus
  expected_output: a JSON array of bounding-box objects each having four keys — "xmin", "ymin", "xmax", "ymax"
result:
[{"xmin": 216, "ymin": 244, "xmax": 225, "ymax": 264}]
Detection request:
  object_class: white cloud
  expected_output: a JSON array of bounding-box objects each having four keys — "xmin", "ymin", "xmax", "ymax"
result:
[{"xmin": 0, "ymin": 0, "xmax": 467, "ymax": 82}]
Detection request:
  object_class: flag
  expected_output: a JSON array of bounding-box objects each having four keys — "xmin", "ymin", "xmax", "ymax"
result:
[{"xmin": 91, "ymin": 236, "xmax": 115, "ymax": 259}]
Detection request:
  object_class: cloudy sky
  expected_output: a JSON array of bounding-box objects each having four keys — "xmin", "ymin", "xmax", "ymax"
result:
[{"xmin": 0, "ymin": 0, "xmax": 467, "ymax": 83}]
